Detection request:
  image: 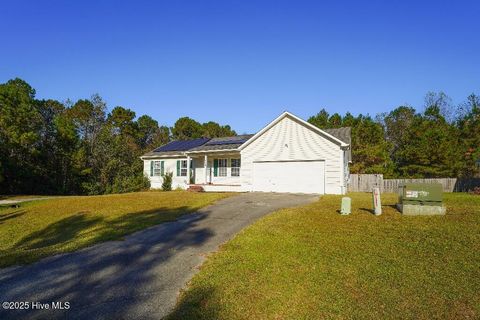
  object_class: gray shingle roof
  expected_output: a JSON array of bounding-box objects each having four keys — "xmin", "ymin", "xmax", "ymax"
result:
[{"xmin": 323, "ymin": 127, "xmax": 352, "ymax": 162}]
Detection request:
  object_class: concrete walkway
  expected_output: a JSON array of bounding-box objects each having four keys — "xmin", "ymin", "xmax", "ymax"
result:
[
  {"xmin": 0, "ymin": 197, "xmax": 54, "ymax": 206},
  {"xmin": 0, "ymin": 192, "xmax": 317, "ymax": 320}
]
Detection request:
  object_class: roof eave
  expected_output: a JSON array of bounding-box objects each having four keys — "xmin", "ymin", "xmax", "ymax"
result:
[
  {"xmin": 140, "ymin": 152, "xmax": 187, "ymax": 159},
  {"xmin": 185, "ymin": 148, "xmax": 241, "ymax": 154}
]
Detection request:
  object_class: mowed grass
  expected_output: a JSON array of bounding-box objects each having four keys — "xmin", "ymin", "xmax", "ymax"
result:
[
  {"xmin": 0, "ymin": 191, "xmax": 231, "ymax": 268},
  {"xmin": 169, "ymin": 193, "xmax": 480, "ymax": 319}
]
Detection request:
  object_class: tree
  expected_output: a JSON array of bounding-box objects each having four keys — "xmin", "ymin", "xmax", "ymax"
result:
[
  {"xmin": 341, "ymin": 112, "xmax": 357, "ymax": 127},
  {"xmin": 86, "ymin": 106, "xmax": 146, "ymax": 195},
  {"xmin": 394, "ymin": 106, "xmax": 461, "ymax": 177},
  {"xmin": 202, "ymin": 121, "xmax": 236, "ymax": 138},
  {"xmin": 424, "ymin": 91, "xmax": 454, "ymax": 123},
  {"xmin": 457, "ymin": 94, "xmax": 480, "ymax": 177},
  {"xmin": 308, "ymin": 109, "xmax": 393, "ymax": 176},
  {"xmin": 65, "ymin": 96, "xmax": 107, "ymax": 193},
  {"xmin": 349, "ymin": 115, "xmax": 394, "ymax": 176},
  {"xmin": 137, "ymin": 115, "xmax": 170, "ymax": 150},
  {"xmin": 35, "ymin": 99, "xmax": 70, "ymax": 193},
  {"xmin": 307, "ymin": 108, "xmax": 330, "ymax": 128},
  {"xmin": 52, "ymin": 108, "xmax": 81, "ymax": 193},
  {"xmin": 109, "ymin": 106, "xmax": 137, "ymax": 136},
  {"xmin": 382, "ymin": 106, "xmax": 416, "ymax": 161},
  {"xmin": 171, "ymin": 117, "xmax": 203, "ymax": 140},
  {"xmin": 328, "ymin": 113, "xmax": 342, "ymax": 127},
  {"xmin": 0, "ymin": 78, "xmax": 42, "ymax": 193}
]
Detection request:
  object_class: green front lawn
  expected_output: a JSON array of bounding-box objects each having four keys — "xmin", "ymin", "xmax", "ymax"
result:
[
  {"xmin": 169, "ymin": 193, "xmax": 480, "ymax": 319},
  {"xmin": 0, "ymin": 191, "xmax": 231, "ymax": 268}
]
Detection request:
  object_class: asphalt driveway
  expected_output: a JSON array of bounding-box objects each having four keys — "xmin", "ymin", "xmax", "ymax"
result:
[{"xmin": 0, "ymin": 192, "xmax": 317, "ymax": 319}]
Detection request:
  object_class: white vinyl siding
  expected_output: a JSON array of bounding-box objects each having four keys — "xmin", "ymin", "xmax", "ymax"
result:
[{"xmin": 144, "ymin": 158, "xmax": 189, "ymax": 190}]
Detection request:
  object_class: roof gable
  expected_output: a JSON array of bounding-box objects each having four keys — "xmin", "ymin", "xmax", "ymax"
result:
[{"xmin": 239, "ymin": 111, "xmax": 349, "ymax": 150}]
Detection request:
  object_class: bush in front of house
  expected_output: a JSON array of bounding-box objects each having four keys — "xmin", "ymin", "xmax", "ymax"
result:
[
  {"xmin": 162, "ymin": 172, "xmax": 173, "ymax": 191},
  {"xmin": 102, "ymin": 173, "xmax": 150, "ymax": 194}
]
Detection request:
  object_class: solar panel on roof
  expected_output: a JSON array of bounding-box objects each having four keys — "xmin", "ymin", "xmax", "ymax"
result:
[
  {"xmin": 204, "ymin": 135, "xmax": 253, "ymax": 146},
  {"xmin": 205, "ymin": 139, "xmax": 249, "ymax": 146},
  {"xmin": 154, "ymin": 138, "xmax": 210, "ymax": 152}
]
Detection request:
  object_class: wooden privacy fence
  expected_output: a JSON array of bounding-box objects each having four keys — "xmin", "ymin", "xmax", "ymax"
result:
[
  {"xmin": 348, "ymin": 174, "xmax": 384, "ymax": 192},
  {"xmin": 348, "ymin": 174, "xmax": 480, "ymax": 193},
  {"xmin": 383, "ymin": 178, "xmax": 458, "ymax": 193}
]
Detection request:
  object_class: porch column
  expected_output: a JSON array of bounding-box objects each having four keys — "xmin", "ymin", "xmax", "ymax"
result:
[
  {"xmin": 186, "ymin": 155, "xmax": 191, "ymax": 184},
  {"xmin": 204, "ymin": 154, "xmax": 208, "ymax": 184}
]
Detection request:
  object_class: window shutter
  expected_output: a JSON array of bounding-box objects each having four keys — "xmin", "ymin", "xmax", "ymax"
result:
[
  {"xmin": 213, "ymin": 159, "xmax": 218, "ymax": 177},
  {"xmin": 161, "ymin": 161, "xmax": 164, "ymax": 176},
  {"xmin": 150, "ymin": 161, "xmax": 154, "ymax": 177},
  {"xmin": 176, "ymin": 160, "xmax": 180, "ymax": 176}
]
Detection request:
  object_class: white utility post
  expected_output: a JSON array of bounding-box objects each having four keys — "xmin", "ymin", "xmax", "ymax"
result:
[
  {"xmin": 372, "ymin": 187, "xmax": 382, "ymax": 215},
  {"xmin": 204, "ymin": 154, "xmax": 208, "ymax": 184}
]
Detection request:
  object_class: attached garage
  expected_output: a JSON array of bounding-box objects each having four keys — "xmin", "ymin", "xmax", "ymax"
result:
[
  {"xmin": 240, "ymin": 112, "xmax": 351, "ymax": 195},
  {"xmin": 252, "ymin": 160, "xmax": 325, "ymax": 194}
]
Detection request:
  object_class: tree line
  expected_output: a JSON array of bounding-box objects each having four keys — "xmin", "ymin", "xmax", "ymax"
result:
[
  {"xmin": 1, "ymin": 78, "xmax": 478, "ymax": 195},
  {"xmin": 307, "ymin": 92, "xmax": 480, "ymax": 178},
  {"xmin": 0, "ymin": 78, "xmax": 235, "ymax": 195}
]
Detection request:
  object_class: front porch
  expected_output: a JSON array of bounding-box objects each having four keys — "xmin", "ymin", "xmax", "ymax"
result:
[{"xmin": 186, "ymin": 150, "xmax": 242, "ymax": 187}]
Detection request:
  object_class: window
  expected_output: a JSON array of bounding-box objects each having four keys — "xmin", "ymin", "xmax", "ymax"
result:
[
  {"xmin": 180, "ymin": 160, "xmax": 187, "ymax": 176},
  {"xmin": 152, "ymin": 161, "xmax": 163, "ymax": 176},
  {"xmin": 218, "ymin": 158, "xmax": 227, "ymax": 177},
  {"xmin": 231, "ymin": 159, "xmax": 241, "ymax": 176}
]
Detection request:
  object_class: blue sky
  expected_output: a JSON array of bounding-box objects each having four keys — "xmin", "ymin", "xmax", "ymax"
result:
[{"xmin": 1, "ymin": 0, "xmax": 479, "ymax": 134}]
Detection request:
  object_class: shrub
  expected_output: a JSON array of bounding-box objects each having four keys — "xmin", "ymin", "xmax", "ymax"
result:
[
  {"xmin": 162, "ymin": 171, "xmax": 173, "ymax": 191},
  {"xmin": 108, "ymin": 174, "xmax": 150, "ymax": 194}
]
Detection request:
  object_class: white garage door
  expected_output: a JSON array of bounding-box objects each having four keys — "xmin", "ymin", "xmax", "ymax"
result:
[{"xmin": 252, "ymin": 160, "xmax": 325, "ymax": 194}]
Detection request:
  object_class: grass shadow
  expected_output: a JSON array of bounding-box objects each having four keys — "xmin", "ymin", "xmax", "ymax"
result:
[
  {"xmin": 9, "ymin": 206, "xmax": 203, "ymax": 264},
  {"xmin": 359, "ymin": 207, "xmax": 374, "ymax": 215},
  {"xmin": 167, "ymin": 286, "xmax": 220, "ymax": 320},
  {"xmin": 0, "ymin": 210, "xmax": 26, "ymax": 224},
  {"xmin": 15, "ymin": 213, "xmax": 103, "ymax": 250}
]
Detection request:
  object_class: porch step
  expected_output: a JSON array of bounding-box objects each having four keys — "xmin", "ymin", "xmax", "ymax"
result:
[{"xmin": 187, "ymin": 185, "xmax": 205, "ymax": 192}]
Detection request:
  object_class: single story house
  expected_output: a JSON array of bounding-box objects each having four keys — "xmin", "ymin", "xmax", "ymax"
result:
[{"xmin": 141, "ymin": 111, "xmax": 351, "ymax": 194}]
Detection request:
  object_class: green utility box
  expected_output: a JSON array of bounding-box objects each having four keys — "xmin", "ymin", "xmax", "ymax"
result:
[{"xmin": 396, "ymin": 183, "xmax": 446, "ymax": 215}]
